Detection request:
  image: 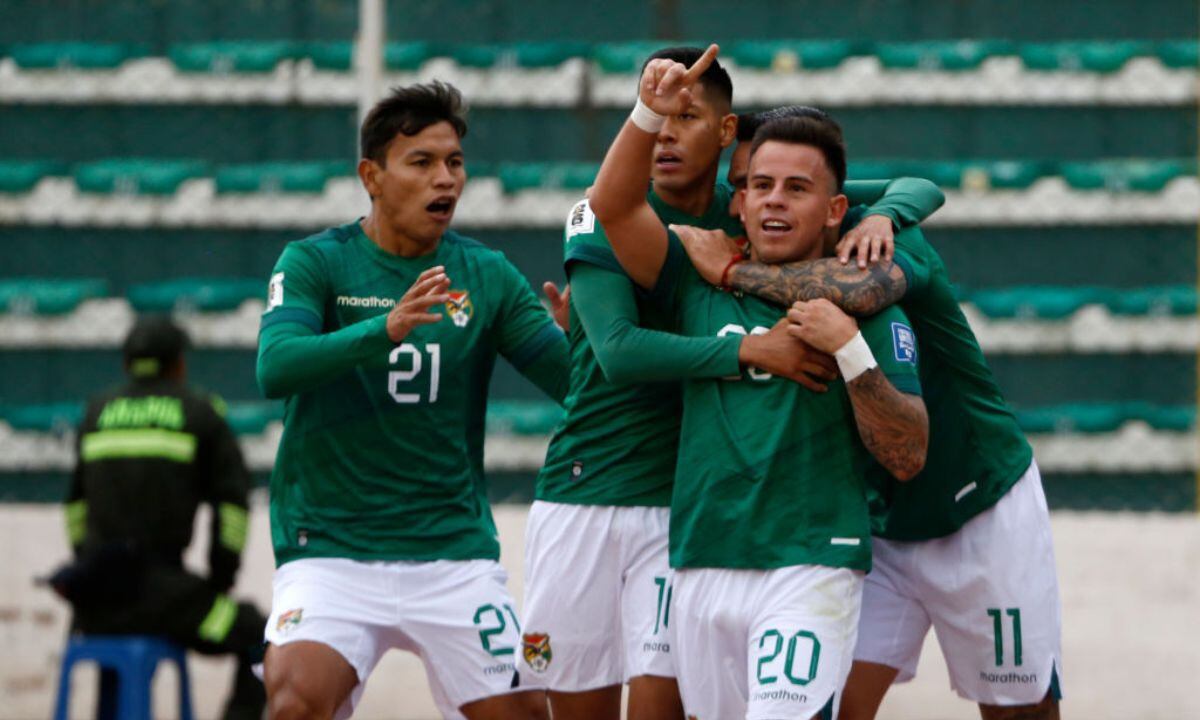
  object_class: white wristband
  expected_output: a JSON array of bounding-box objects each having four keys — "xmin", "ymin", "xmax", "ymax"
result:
[
  {"xmin": 834, "ymin": 331, "xmax": 877, "ymax": 382},
  {"xmin": 629, "ymin": 98, "xmax": 666, "ymax": 133}
]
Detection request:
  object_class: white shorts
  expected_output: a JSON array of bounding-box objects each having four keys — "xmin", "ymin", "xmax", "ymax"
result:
[
  {"xmin": 265, "ymin": 557, "xmax": 537, "ymax": 720},
  {"xmin": 521, "ymin": 501, "xmax": 674, "ymax": 691},
  {"xmin": 673, "ymin": 564, "xmax": 864, "ymax": 720},
  {"xmin": 854, "ymin": 461, "xmax": 1064, "ymax": 705}
]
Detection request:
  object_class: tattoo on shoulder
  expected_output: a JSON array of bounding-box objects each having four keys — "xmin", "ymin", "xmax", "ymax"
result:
[{"xmin": 730, "ymin": 258, "xmax": 907, "ymax": 316}]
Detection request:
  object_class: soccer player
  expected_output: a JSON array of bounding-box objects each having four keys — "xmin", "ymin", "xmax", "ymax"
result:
[
  {"xmin": 256, "ymin": 82, "xmax": 565, "ymax": 720},
  {"xmin": 588, "ymin": 45, "xmax": 931, "ymax": 719},
  {"xmin": 521, "ymin": 47, "xmax": 945, "ymax": 720},
  {"xmin": 674, "ymin": 117, "xmax": 1063, "ymax": 720}
]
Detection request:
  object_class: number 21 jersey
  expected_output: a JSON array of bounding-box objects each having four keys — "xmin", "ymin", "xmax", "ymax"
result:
[{"xmin": 260, "ymin": 221, "xmax": 563, "ymax": 567}]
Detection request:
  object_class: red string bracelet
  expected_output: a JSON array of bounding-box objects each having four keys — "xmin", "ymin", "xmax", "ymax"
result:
[{"xmin": 719, "ymin": 254, "xmax": 744, "ymax": 291}]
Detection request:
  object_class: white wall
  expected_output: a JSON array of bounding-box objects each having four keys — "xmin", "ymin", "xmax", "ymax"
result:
[{"xmin": 3, "ymin": 501, "xmax": 1198, "ymax": 719}]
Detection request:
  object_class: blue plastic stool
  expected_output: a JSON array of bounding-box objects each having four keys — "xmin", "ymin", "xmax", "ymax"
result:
[{"xmin": 54, "ymin": 635, "xmax": 194, "ymax": 720}]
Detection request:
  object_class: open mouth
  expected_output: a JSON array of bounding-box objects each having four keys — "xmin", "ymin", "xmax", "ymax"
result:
[
  {"xmin": 426, "ymin": 196, "xmax": 455, "ymax": 219},
  {"xmin": 654, "ymin": 152, "xmax": 683, "ymax": 170},
  {"xmin": 760, "ymin": 219, "xmax": 793, "ymax": 234}
]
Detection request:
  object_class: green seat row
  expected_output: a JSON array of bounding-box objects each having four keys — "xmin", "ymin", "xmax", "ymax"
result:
[
  {"xmin": 0, "ymin": 158, "xmax": 1194, "ymax": 196},
  {"xmin": 2, "ymin": 400, "xmax": 1191, "ymax": 436},
  {"xmin": 965, "ymin": 285, "xmax": 1196, "ymax": 319},
  {"xmin": 1014, "ymin": 402, "xmax": 1195, "ymax": 434},
  {"xmin": 127, "ymin": 278, "xmax": 264, "ymax": 312},
  {"xmin": 0, "ymin": 278, "xmax": 109, "ymax": 315},
  {"xmin": 5, "ymin": 40, "xmax": 1196, "ymax": 73}
]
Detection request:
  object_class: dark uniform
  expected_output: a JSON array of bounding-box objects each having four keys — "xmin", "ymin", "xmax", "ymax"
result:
[{"xmin": 57, "ymin": 316, "xmax": 265, "ymax": 720}]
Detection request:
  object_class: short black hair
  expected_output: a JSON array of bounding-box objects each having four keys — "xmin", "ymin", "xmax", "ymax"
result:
[
  {"xmin": 737, "ymin": 105, "xmax": 836, "ymax": 143},
  {"xmin": 749, "ymin": 116, "xmax": 847, "ymax": 191},
  {"xmin": 123, "ymin": 314, "xmax": 189, "ymax": 378},
  {"xmin": 360, "ymin": 81, "xmax": 468, "ymax": 165},
  {"xmin": 642, "ymin": 46, "xmax": 733, "ymax": 109}
]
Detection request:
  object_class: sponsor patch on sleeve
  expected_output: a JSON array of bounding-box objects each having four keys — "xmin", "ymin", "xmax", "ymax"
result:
[
  {"xmin": 267, "ymin": 272, "xmax": 284, "ymax": 310},
  {"xmin": 565, "ymin": 199, "xmax": 595, "ymax": 240},
  {"xmin": 891, "ymin": 322, "xmax": 917, "ymax": 364}
]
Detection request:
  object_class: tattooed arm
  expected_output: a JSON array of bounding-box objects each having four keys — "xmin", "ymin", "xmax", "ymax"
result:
[
  {"xmin": 671, "ymin": 225, "xmax": 908, "ymax": 317},
  {"xmin": 842, "ymin": 368, "xmax": 929, "ymax": 481},
  {"xmin": 789, "ymin": 299, "xmax": 928, "ymax": 480},
  {"xmin": 728, "ymin": 258, "xmax": 907, "ymax": 317}
]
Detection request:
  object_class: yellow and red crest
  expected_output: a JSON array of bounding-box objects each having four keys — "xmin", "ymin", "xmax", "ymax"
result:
[
  {"xmin": 521, "ymin": 632, "xmax": 552, "ymax": 673},
  {"xmin": 446, "ymin": 290, "xmax": 474, "ymax": 327}
]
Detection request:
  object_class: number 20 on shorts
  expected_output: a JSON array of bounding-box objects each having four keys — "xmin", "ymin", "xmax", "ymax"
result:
[{"xmin": 756, "ymin": 629, "xmax": 821, "ymax": 686}]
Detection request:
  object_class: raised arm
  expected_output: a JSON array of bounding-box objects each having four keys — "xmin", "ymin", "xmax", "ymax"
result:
[
  {"xmin": 589, "ymin": 44, "xmax": 720, "ymax": 290},
  {"xmin": 789, "ymin": 299, "xmax": 928, "ymax": 480}
]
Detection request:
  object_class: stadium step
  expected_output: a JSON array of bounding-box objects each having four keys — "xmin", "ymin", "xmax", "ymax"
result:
[{"xmin": 2, "ymin": 40, "xmax": 1195, "ymax": 107}]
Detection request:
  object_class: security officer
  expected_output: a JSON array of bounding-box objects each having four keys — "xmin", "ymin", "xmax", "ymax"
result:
[{"xmin": 55, "ymin": 315, "xmax": 266, "ymax": 720}]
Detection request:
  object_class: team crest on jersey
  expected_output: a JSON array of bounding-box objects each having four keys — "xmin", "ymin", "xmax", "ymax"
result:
[
  {"xmin": 446, "ymin": 290, "xmax": 474, "ymax": 328},
  {"xmin": 891, "ymin": 322, "xmax": 917, "ymax": 363},
  {"xmin": 276, "ymin": 608, "xmax": 303, "ymax": 633},
  {"xmin": 521, "ymin": 633, "xmax": 552, "ymax": 673}
]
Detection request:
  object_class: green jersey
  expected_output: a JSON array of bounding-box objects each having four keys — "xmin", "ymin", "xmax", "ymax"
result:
[
  {"xmin": 652, "ymin": 238, "xmax": 923, "ymax": 572},
  {"xmin": 873, "ymin": 216, "xmax": 1033, "ymax": 541},
  {"xmin": 259, "ymin": 221, "xmax": 566, "ymax": 566},
  {"xmin": 536, "ymin": 185, "xmax": 745, "ymax": 507}
]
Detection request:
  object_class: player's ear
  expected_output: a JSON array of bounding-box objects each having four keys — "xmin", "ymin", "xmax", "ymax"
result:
[
  {"xmin": 826, "ymin": 193, "xmax": 850, "ymax": 229},
  {"xmin": 719, "ymin": 112, "xmax": 737, "ymax": 149},
  {"xmin": 358, "ymin": 158, "xmax": 382, "ymax": 199}
]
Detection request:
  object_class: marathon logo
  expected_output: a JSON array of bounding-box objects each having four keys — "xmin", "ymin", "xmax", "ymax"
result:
[
  {"xmin": 980, "ymin": 670, "xmax": 1038, "ymax": 684},
  {"xmin": 336, "ymin": 295, "xmax": 397, "ymax": 308}
]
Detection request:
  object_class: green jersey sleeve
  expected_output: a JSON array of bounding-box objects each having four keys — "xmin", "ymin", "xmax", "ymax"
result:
[
  {"xmin": 570, "ymin": 262, "xmax": 740, "ymax": 383},
  {"xmin": 891, "ymin": 225, "xmax": 937, "ymax": 298},
  {"xmin": 260, "ymin": 242, "xmax": 327, "ymax": 333},
  {"xmin": 563, "ymin": 199, "xmax": 625, "ymax": 274},
  {"xmin": 844, "ymin": 178, "xmax": 945, "ymax": 230},
  {"xmin": 492, "ymin": 255, "xmax": 570, "ymax": 401},
  {"xmin": 638, "ymin": 228, "xmax": 693, "ymax": 318},
  {"xmin": 256, "ymin": 241, "xmax": 394, "ymax": 398},
  {"xmin": 859, "ymin": 306, "xmax": 923, "ymax": 397}
]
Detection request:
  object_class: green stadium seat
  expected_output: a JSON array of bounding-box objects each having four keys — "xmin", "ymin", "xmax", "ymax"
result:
[
  {"xmin": 215, "ymin": 162, "xmax": 340, "ymax": 194},
  {"xmin": 512, "ymin": 41, "xmax": 591, "ymax": 68},
  {"xmin": 1107, "ymin": 286, "xmax": 1197, "ymax": 316},
  {"xmin": 223, "ymin": 402, "xmax": 284, "ymax": 435},
  {"xmin": 305, "ymin": 42, "xmax": 432, "ymax": 71},
  {"xmin": 486, "ymin": 401, "xmax": 563, "ymax": 435},
  {"xmin": 9, "ymin": 43, "xmax": 145, "ymax": 70},
  {"xmin": 127, "ymin": 278, "xmax": 264, "ymax": 313},
  {"xmin": 1135, "ymin": 404, "xmax": 1195, "ymax": 432},
  {"xmin": 874, "ymin": 40, "xmax": 1015, "ymax": 71},
  {"xmin": 0, "ymin": 278, "xmax": 109, "ymax": 315},
  {"xmin": 967, "ymin": 286, "xmax": 1108, "ymax": 319},
  {"xmin": 0, "ymin": 403, "xmax": 83, "ymax": 432},
  {"xmin": 168, "ymin": 41, "xmax": 300, "ymax": 73},
  {"xmin": 74, "ymin": 159, "xmax": 209, "ymax": 195},
  {"xmin": 1019, "ymin": 41, "xmax": 1150, "ymax": 73},
  {"xmin": 728, "ymin": 40, "xmax": 859, "ymax": 71},
  {"xmin": 1155, "ymin": 40, "xmax": 1199, "ymax": 69},
  {"xmin": 497, "ymin": 162, "xmax": 598, "ymax": 193},
  {"xmin": 1015, "ymin": 403, "xmax": 1127, "ymax": 434},
  {"xmin": 1059, "ymin": 159, "xmax": 1194, "ymax": 192},
  {"xmin": 592, "ymin": 42, "xmax": 710, "ymax": 73},
  {"xmin": 0, "ymin": 161, "xmax": 68, "ymax": 193}
]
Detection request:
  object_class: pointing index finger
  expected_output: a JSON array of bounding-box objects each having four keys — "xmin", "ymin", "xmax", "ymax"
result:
[{"xmin": 683, "ymin": 44, "xmax": 720, "ymax": 84}]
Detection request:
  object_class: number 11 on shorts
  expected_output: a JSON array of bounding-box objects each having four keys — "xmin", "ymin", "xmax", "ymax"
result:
[{"xmin": 987, "ymin": 607, "xmax": 1023, "ymax": 667}]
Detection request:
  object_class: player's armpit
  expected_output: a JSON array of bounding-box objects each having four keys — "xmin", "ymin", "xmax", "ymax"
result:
[
  {"xmin": 731, "ymin": 258, "xmax": 907, "ymax": 317},
  {"xmin": 845, "ymin": 370, "xmax": 928, "ymax": 481}
]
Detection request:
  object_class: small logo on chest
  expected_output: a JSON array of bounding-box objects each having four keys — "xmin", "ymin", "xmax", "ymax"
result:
[{"xmin": 447, "ymin": 290, "xmax": 474, "ymax": 328}]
